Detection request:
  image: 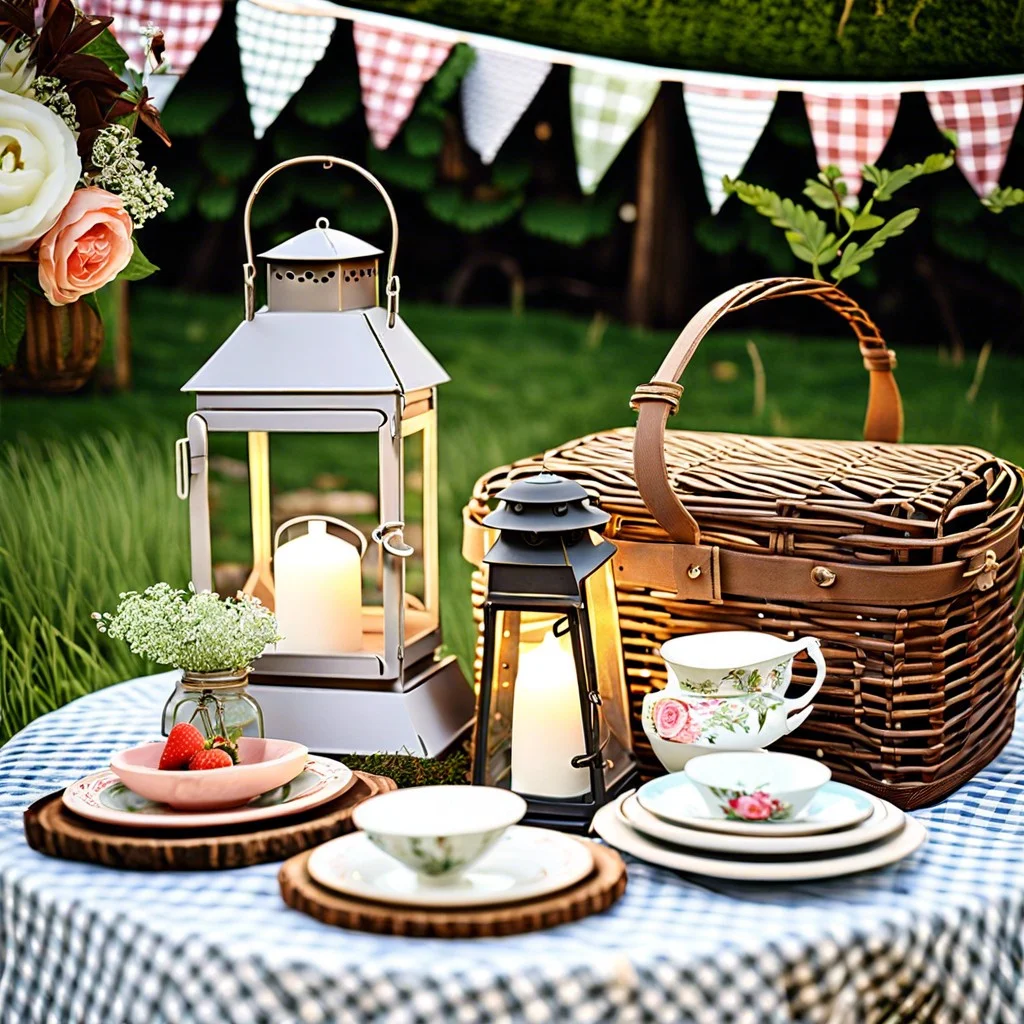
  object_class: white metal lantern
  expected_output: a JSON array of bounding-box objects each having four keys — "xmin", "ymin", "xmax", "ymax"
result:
[{"xmin": 175, "ymin": 155, "xmax": 473, "ymax": 756}]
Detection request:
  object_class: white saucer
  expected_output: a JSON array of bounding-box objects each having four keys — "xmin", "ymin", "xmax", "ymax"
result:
[
  {"xmin": 308, "ymin": 825, "xmax": 594, "ymax": 908},
  {"xmin": 594, "ymin": 794, "xmax": 926, "ymax": 882},
  {"xmin": 62, "ymin": 756, "xmax": 354, "ymax": 829},
  {"xmin": 620, "ymin": 792, "xmax": 903, "ymax": 856},
  {"xmin": 637, "ymin": 775, "xmax": 875, "ymax": 836}
]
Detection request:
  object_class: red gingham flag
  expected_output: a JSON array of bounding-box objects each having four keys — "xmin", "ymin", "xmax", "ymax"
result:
[
  {"xmin": 353, "ymin": 23, "xmax": 452, "ymax": 150},
  {"xmin": 926, "ymin": 86, "xmax": 1024, "ymax": 197},
  {"xmin": 804, "ymin": 94, "xmax": 900, "ymax": 194},
  {"xmin": 86, "ymin": 0, "xmax": 222, "ymax": 74}
]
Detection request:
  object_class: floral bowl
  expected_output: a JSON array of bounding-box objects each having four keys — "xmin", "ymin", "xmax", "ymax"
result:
[
  {"xmin": 110, "ymin": 737, "xmax": 308, "ymax": 811},
  {"xmin": 684, "ymin": 751, "xmax": 831, "ymax": 822},
  {"xmin": 352, "ymin": 785, "xmax": 526, "ymax": 883}
]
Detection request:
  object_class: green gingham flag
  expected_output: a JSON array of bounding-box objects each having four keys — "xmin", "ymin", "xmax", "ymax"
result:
[{"xmin": 571, "ymin": 68, "xmax": 660, "ymax": 194}]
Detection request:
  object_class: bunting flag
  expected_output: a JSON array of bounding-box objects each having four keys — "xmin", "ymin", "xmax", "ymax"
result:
[
  {"xmin": 353, "ymin": 24, "xmax": 452, "ymax": 150},
  {"xmin": 461, "ymin": 50, "xmax": 551, "ymax": 165},
  {"xmin": 926, "ymin": 86, "xmax": 1024, "ymax": 197},
  {"xmin": 803, "ymin": 94, "xmax": 900, "ymax": 193},
  {"xmin": 571, "ymin": 69, "xmax": 660, "ymax": 194},
  {"xmin": 95, "ymin": 0, "xmax": 223, "ymax": 76},
  {"xmin": 683, "ymin": 84, "xmax": 777, "ymax": 214},
  {"xmin": 236, "ymin": 0, "xmax": 335, "ymax": 139}
]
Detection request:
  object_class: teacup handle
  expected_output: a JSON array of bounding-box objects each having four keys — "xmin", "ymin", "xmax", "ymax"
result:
[{"xmin": 783, "ymin": 638, "xmax": 825, "ymax": 733}]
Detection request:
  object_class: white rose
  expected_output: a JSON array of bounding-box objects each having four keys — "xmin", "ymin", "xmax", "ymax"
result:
[
  {"xmin": 0, "ymin": 39, "xmax": 35, "ymax": 96},
  {"xmin": 0, "ymin": 91, "xmax": 80, "ymax": 254}
]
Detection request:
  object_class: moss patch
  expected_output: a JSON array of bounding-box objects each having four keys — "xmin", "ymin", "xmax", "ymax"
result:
[{"xmin": 351, "ymin": 1, "xmax": 1024, "ymax": 78}]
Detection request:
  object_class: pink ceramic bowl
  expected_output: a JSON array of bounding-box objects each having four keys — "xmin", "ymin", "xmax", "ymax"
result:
[{"xmin": 110, "ymin": 737, "xmax": 308, "ymax": 811}]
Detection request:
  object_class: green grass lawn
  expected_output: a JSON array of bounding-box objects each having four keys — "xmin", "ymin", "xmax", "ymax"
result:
[{"xmin": 2, "ymin": 285, "xmax": 1022, "ymax": 740}]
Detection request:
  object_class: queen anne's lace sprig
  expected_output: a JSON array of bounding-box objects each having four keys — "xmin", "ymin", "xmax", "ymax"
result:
[
  {"xmin": 30, "ymin": 76, "xmax": 78, "ymax": 133},
  {"xmin": 86, "ymin": 124, "xmax": 174, "ymax": 225},
  {"xmin": 94, "ymin": 582, "xmax": 282, "ymax": 673}
]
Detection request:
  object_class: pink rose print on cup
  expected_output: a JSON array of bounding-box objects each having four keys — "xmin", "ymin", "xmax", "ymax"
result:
[
  {"xmin": 653, "ymin": 698, "xmax": 702, "ymax": 744},
  {"xmin": 722, "ymin": 789, "xmax": 791, "ymax": 821}
]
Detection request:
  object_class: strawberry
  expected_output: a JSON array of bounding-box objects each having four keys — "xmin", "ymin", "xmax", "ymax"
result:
[
  {"xmin": 189, "ymin": 748, "xmax": 234, "ymax": 771},
  {"xmin": 159, "ymin": 723, "xmax": 206, "ymax": 770}
]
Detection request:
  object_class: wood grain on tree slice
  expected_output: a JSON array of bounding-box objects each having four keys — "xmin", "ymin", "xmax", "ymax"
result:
[
  {"xmin": 23, "ymin": 771, "xmax": 396, "ymax": 872},
  {"xmin": 278, "ymin": 839, "xmax": 626, "ymax": 938}
]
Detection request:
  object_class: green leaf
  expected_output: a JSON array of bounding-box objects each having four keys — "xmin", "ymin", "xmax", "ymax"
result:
[
  {"xmin": 982, "ymin": 186, "xmax": 1024, "ymax": 214},
  {"xmin": 118, "ymin": 240, "xmax": 160, "ymax": 282},
  {"xmin": 694, "ymin": 215, "xmax": 743, "ymax": 254},
  {"xmin": 0, "ymin": 271, "xmax": 28, "ymax": 366},
  {"xmin": 491, "ymin": 160, "xmax": 532, "ymax": 191},
  {"xmin": 425, "ymin": 187, "xmax": 522, "ymax": 232},
  {"xmin": 336, "ymin": 199, "xmax": 389, "ymax": 235},
  {"xmin": 831, "ymin": 207, "xmax": 919, "ymax": 282},
  {"xmin": 426, "ymin": 43, "xmax": 475, "ymax": 104},
  {"xmin": 196, "ymin": 182, "xmax": 238, "ymax": 221},
  {"xmin": 159, "ymin": 84, "xmax": 233, "ymax": 137},
  {"xmin": 294, "ymin": 78, "xmax": 359, "ymax": 127},
  {"xmin": 723, "ymin": 177, "xmax": 838, "ymax": 274},
  {"xmin": 851, "ymin": 211, "xmax": 885, "ymax": 230},
  {"xmin": 80, "ymin": 29, "xmax": 128, "ymax": 76},
  {"xmin": 403, "ymin": 117, "xmax": 445, "ymax": 158},
  {"xmin": 521, "ymin": 196, "xmax": 617, "ymax": 246},
  {"xmin": 803, "ymin": 180, "xmax": 840, "ymax": 211},
  {"xmin": 865, "ymin": 151, "xmax": 955, "ymax": 202},
  {"xmin": 366, "ymin": 145, "xmax": 435, "ymax": 192},
  {"xmin": 199, "ymin": 137, "xmax": 256, "ymax": 181}
]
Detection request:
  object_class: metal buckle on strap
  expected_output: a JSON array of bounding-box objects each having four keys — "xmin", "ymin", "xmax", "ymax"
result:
[{"xmin": 963, "ymin": 549, "xmax": 999, "ymax": 591}]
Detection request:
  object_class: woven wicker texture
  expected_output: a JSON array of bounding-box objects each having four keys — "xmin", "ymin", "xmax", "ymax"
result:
[{"xmin": 464, "ymin": 278, "xmax": 1024, "ymax": 811}]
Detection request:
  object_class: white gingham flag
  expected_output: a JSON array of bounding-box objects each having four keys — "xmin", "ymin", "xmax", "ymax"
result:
[
  {"xmin": 236, "ymin": 0, "xmax": 335, "ymax": 139},
  {"xmin": 353, "ymin": 23, "xmax": 452, "ymax": 150},
  {"xmin": 571, "ymin": 68, "xmax": 660, "ymax": 194},
  {"xmin": 804, "ymin": 93, "xmax": 900, "ymax": 194},
  {"xmin": 461, "ymin": 49, "xmax": 551, "ymax": 165},
  {"xmin": 86, "ymin": 0, "xmax": 223, "ymax": 75},
  {"xmin": 926, "ymin": 86, "xmax": 1024, "ymax": 197},
  {"xmin": 683, "ymin": 84, "xmax": 777, "ymax": 214}
]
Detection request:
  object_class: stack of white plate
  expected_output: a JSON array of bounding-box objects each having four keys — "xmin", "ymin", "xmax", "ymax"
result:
[{"xmin": 593, "ymin": 774, "xmax": 927, "ymax": 882}]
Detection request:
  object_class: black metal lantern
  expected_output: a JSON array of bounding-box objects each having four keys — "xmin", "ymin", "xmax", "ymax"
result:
[{"xmin": 472, "ymin": 473, "xmax": 638, "ymax": 830}]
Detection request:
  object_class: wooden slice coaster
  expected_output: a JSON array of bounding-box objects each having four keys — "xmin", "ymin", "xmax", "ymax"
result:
[
  {"xmin": 279, "ymin": 839, "xmax": 626, "ymax": 938},
  {"xmin": 24, "ymin": 771, "xmax": 395, "ymax": 871}
]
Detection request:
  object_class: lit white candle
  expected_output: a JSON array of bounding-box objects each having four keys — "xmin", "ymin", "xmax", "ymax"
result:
[
  {"xmin": 510, "ymin": 631, "xmax": 590, "ymax": 798},
  {"xmin": 274, "ymin": 519, "xmax": 362, "ymax": 653}
]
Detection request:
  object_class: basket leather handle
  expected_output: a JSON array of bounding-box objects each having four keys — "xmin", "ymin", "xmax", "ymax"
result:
[{"xmin": 630, "ymin": 277, "xmax": 903, "ymax": 545}]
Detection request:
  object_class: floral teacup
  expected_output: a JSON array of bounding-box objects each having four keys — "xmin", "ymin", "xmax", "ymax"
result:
[{"xmin": 642, "ymin": 631, "xmax": 826, "ymax": 773}]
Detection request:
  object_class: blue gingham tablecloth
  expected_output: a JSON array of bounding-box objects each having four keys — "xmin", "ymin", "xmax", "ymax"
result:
[{"xmin": 2, "ymin": 674, "xmax": 1023, "ymax": 1024}]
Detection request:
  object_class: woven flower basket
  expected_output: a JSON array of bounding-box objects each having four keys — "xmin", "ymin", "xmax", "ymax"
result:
[
  {"xmin": 463, "ymin": 278, "xmax": 1024, "ymax": 811},
  {"xmin": 0, "ymin": 258, "xmax": 105, "ymax": 394}
]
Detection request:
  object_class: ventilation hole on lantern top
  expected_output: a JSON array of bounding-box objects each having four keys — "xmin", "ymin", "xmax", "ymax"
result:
[
  {"xmin": 328, "ymin": 270, "xmax": 336, "ymax": 279},
  {"xmin": 274, "ymin": 272, "xmax": 283, "ymax": 280},
  {"xmin": 285, "ymin": 272, "xmax": 295, "ymax": 280},
  {"xmin": 305, "ymin": 271, "xmax": 314, "ymax": 280},
  {"xmin": 320, "ymin": 276, "xmax": 330, "ymax": 283}
]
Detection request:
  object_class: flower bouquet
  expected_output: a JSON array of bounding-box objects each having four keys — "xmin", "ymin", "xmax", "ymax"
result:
[{"xmin": 0, "ymin": 0, "xmax": 172, "ymax": 383}]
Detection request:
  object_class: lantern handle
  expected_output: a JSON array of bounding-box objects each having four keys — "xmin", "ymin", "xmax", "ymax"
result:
[
  {"xmin": 241, "ymin": 155, "xmax": 400, "ymax": 328},
  {"xmin": 273, "ymin": 515, "xmax": 369, "ymax": 560}
]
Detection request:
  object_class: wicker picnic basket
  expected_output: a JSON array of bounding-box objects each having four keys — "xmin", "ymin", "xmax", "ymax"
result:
[{"xmin": 463, "ymin": 278, "xmax": 1024, "ymax": 810}]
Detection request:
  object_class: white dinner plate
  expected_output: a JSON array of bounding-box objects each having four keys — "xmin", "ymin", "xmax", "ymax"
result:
[
  {"xmin": 637, "ymin": 774, "xmax": 875, "ymax": 836},
  {"xmin": 594, "ymin": 794, "xmax": 926, "ymax": 882},
  {"xmin": 62, "ymin": 755, "xmax": 354, "ymax": 829},
  {"xmin": 620, "ymin": 792, "xmax": 904, "ymax": 856},
  {"xmin": 308, "ymin": 825, "xmax": 595, "ymax": 908}
]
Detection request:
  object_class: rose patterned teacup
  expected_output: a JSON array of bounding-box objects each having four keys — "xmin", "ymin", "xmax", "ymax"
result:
[{"xmin": 641, "ymin": 631, "xmax": 826, "ymax": 773}]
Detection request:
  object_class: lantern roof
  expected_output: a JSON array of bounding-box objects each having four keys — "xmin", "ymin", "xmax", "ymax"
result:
[
  {"xmin": 180, "ymin": 306, "xmax": 449, "ymax": 396},
  {"xmin": 259, "ymin": 223, "xmax": 383, "ymax": 262},
  {"xmin": 483, "ymin": 473, "xmax": 609, "ymax": 533}
]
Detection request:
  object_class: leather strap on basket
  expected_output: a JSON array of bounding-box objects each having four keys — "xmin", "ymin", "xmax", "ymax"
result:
[{"xmin": 630, "ymin": 278, "xmax": 904, "ymax": 545}]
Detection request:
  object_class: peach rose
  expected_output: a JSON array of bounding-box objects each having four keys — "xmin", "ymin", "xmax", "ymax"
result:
[{"xmin": 38, "ymin": 188, "xmax": 134, "ymax": 305}]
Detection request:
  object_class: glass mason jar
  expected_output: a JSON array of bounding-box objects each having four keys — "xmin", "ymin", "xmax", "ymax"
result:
[{"xmin": 161, "ymin": 667, "xmax": 265, "ymax": 740}]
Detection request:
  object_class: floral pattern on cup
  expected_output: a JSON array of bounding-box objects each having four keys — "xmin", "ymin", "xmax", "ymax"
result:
[
  {"xmin": 364, "ymin": 827, "xmax": 506, "ymax": 879},
  {"xmin": 675, "ymin": 666, "xmax": 783, "ymax": 696},
  {"xmin": 710, "ymin": 786, "xmax": 792, "ymax": 822},
  {"xmin": 649, "ymin": 693, "xmax": 784, "ymax": 745}
]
